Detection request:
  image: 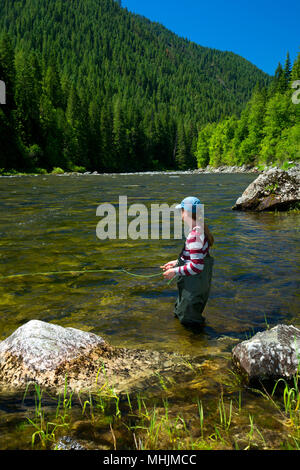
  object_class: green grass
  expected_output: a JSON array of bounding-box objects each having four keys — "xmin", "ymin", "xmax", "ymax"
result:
[
  {"xmin": 23, "ymin": 378, "xmax": 72, "ymax": 448},
  {"xmin": 19, "ymin": 364, "xmax": 300, "ymax": 451}
]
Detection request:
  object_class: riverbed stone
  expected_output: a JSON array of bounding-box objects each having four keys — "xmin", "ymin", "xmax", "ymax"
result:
[
  {"xmin": 232, "ymin": 324, "xmax": 300, "ymax": 383},
  {"xmin": 0, "ymin": 320, "xmax": 196, "ymax": 393},
  {"xmin": 232, "ymin": 166, "xmax": 300, "ymax": 211},
  {"xmin": 199, "ymin": 164, "xmax": 259, "ymax": 174},
  {"xmin": 54, "ymin": 436, "xmax": 87, "ymax": 450}
]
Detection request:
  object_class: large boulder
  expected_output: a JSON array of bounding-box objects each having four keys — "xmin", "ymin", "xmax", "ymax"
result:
[
  {"xmin": 232, "ymin": 324, "xmax": 300, "ymax": 383},
  {"xmin": 232, "ymin": 166, "xmax": 300, "ymax": 211},
  {"xmin": 0, "ymin": 320, "xmax": 111, "ymax": 391},
  {"xmin": 0, "ymin": 320, "xmax": 194, "ymax": 393}
]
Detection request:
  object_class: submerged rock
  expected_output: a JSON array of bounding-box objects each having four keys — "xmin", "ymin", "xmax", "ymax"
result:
[
  {"xmin": 232, "ymin": 324, "xmax": 300, "ymax": 383},
  {"xmin": 0, "ymin": 320, "xmax": 194, "ymax": 393},
  {"xmin": 54, "ymin": 436, "xmax": 87, "ymax": 450},
  {"xmin": 232, "ymin": 166, "xmax": 300, "ymax": 211}
]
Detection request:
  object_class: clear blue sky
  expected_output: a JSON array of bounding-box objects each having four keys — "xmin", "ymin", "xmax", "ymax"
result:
[{"xmin": 121, "ymin": 0, "xmax": 300, "ymax": 76}]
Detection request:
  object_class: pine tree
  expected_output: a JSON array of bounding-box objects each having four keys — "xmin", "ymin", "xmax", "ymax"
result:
[
  {"xmin": 272, "ymin": 63, "xmax": 287, "ymax": 94},
  {"xmin": 44, "ymin": 60, "xmax": 63, "ymax": 110},
  {"xmin": 14, "ymin": 51, "xmax": 41, "ymax": 148},
  {"xmin": 112, "ymin": 97, "xmax": 128, "ymax": 171},
  {"xmin": 99, "ymin": 101, "xmax": 113, "ymax": 171},
  {"xmin": 0, "ymin": 34, "xmax": 25, "ymax": 169},
  {"xmin": 175, "ymin": 121, "xmax": 188, "ymax": 170},
  {"xmin": 0, "ymin": 33, "xmax": 15, "ymax": 112},
  {"xmin": 284, "ymin": 52, "xmax": 292, "ymax": 84},
  {"xmin": 0, "ymin": 0, "xmax": 273, "ymax": 172},
  {"xmin": 87, "ymin": 98, "xmax": 102, "ymax": 171},
  {"xmin": 291, "ymin": 51, "xmax": 300, "ymax": 82}
]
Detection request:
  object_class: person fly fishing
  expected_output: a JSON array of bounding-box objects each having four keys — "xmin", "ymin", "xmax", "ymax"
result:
[
  {"xmin": 161, "ymin": 196, "xmax": 214, "ymax": 328},
  {"xmin": 2, "ymin": 196, "xmax": 213, "ymax": 330}
]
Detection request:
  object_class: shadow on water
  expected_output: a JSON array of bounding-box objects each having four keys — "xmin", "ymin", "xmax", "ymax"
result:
[
  {"xmin": 131, "ymin": 289, "xmax": 176, "ymax": 299},
  {"xmin": 231, "ymin": 272, "xmax": 271, "ymax": 285},
  {"xmin": 174, "ymin": 320, "xmax": 278, "ymax": 344}
]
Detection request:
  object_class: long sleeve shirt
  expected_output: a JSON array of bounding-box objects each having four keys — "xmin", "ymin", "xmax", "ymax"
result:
[{"xmin": 173, "ymin": 226, "xmax": 209, "ymax": 276}]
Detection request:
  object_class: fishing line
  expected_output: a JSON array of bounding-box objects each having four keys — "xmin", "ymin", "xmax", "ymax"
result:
[
  {"xmin": 0, "ymin": 267, "xmax": 178, "ymax": 286},
  {"xmin": 0, "ymin": 268, "xmax": 163, "ymax": 280}
]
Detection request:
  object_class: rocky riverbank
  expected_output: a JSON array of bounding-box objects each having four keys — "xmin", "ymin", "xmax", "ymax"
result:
[
  {"xmin": 2, "ymin": 160, "xmax": 300, "ymax": 178},
  {"xmin": 2, "ymin": 163, "xmax": 299, "ymax": 177},
  {"xmin": 78, "ymin": 164, "xmax": 261, "ymax": 176},
  {"xmin": 0, "ymin": 164, "xmax": 263, "ymax": 177},
  {"xmin": 1, "ymin": 319, "xmax": 299, "ymax": 396},
  {"xmin": 0, "ymin": 320, "xmax": 201, "ymax": 394}
]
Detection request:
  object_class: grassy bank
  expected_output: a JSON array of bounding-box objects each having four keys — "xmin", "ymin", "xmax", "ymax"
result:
[{"xmin": 12, "ymin": 366, "xmax": 300, "ymax": 451}]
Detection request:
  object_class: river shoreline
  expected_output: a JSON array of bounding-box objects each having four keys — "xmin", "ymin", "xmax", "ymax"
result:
[
  {"xmin": 0, "ymin": 165, "xmax": 263, "ymax": 177},
  {"xmin": 0, "ymin": 170, "xmax": 299, "ymax": 450},
  {"xmin": 2, "ymin": 162, "xmax": 299, "ymax": 178}
]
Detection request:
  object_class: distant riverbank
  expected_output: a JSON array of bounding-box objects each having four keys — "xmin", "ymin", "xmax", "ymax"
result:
[
  {"xmin": 1, "ymin": 162, "xmax": 298, "ymax": 177},
  {"xmin": 0, "ymin": 164, "xmax": 264, "ymax": 177}
]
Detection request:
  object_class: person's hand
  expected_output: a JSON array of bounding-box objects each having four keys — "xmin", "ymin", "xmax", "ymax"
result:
[
  {"xmin": 162, "ymin": 268, "xmax": 176, "ymax": 280},
  {"xmin": 160, "ymin": 260, "xmax": 177, "ymax": 271}
]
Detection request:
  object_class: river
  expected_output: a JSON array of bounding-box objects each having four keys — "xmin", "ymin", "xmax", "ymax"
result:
[{"xmin": 0, "ymin": 172, "xmax": 299, "ymax": 450}]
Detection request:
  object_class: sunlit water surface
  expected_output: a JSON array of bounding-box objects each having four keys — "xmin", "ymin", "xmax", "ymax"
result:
[{"xmin": 0, "ymin": 173, "xmax": 299, "ymax": 449}]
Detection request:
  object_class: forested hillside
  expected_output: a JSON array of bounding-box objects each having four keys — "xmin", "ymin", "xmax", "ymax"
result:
[
  {"xmin": 0, "ymin": 0, "xmax": 271, "ymax": 172},
  {"xmin": 195, "ymin": 52, "xmax": 300, "ymax": 169}
]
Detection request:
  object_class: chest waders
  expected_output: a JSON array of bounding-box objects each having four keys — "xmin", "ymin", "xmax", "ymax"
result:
[{"xmin": 174, "ymin": 247, "xmax": 214, "ymax": 327}]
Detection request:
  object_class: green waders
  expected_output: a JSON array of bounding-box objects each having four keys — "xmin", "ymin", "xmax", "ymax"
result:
[{"xmin": 174, "ymin": 254, "xmax": 214, "ymax": 327}]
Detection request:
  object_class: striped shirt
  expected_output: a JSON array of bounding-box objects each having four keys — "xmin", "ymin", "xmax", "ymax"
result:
[{"xmin": 173, "ymin": 226, "xmax": 209, "ymax": 276}]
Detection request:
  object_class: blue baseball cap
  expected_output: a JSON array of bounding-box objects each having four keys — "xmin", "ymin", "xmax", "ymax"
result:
[{"xmin": 175, "ymin": 196, "xmax": 201, "ymax": 212}]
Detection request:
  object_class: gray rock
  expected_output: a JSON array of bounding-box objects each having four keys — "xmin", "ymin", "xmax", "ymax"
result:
[
  {"xmin": 54, "ymin": 436, "xmax": 86, "ymax": 450},
  {"xmin": 0, "ymin": 320, "xmax": 193, "ymax": 393},
  {"xmin": 232, "ymin": 324, "xmax": 300, "ymax": 382},
  {"xmin": 0, "ymin": 320, "xmax": 107, "ymax": 372},
  {"xmin": 232, "ymin": 167, "xmax": 300, "ymax": 211},
  {"xmin": 0, "ymin": 320, "xmax": 112, "ymax": 391}
]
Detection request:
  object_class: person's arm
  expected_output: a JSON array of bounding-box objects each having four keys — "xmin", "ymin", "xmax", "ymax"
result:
[{"xmin": 173, "ymin": 231, "xmax": 208, "ymax": 276}]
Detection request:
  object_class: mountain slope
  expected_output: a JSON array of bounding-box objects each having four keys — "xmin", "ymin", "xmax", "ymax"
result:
[{"xmin": 0, "ymin": 0, "xmax": 272, "ymax": 171}]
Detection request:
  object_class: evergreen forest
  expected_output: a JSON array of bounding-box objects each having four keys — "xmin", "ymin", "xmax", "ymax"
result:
[{"xmin": 0, "ymin": 0, "xmax": 298, "ymax": 173}]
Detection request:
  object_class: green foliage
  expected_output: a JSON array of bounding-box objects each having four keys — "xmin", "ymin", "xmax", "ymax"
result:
[
  {"xmin": 195, "ymin": 122, "xmax": 216, "ymax": 168},
  {"xmin": 195, "ymin": 52, "xmax": 300, "ymax": 169},
  {"xmin": 0, "ymin": 0, "xmax": 270, "ymax": 172},
  {"xmin": 51, "ymin": 167, "xmax": 65, "ymax": 174},
  {"xmin": 208, "ymin": 116, "xmax": 238, "ymax": 167}
]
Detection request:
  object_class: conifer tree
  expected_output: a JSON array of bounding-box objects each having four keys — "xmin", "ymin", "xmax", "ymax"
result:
[
  {"xmin": 284, "ymin": 52, "xmax": 292, "ymax": 84},
  {"xmin": 175, "ymin": 121, "xmax": 188, "ymax": 170},
  {"xmin": 291, "ymin": 51, "xmax": 300, "ymax": 82},
  {"xmin": 112, "ymin": 97, "xmax": 128, "ymax": 171},
  {"xmin": 0, "ymin": 0, "xmax": 274, "ymax": 172},
  {"xmin": 0, "ymin": 33, "xmax": 15, "ymax": 112}
]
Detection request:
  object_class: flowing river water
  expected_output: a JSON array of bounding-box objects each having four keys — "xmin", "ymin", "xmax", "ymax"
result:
[{"xmin": 0, "ymin": 172, "xmax": 299, "ymax": 450}]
